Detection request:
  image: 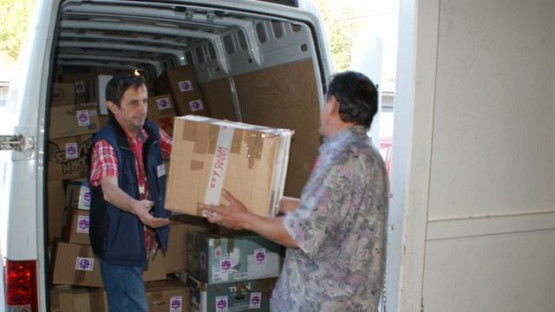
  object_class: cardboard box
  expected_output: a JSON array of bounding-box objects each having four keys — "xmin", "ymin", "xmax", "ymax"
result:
[
  {"xmin": 60, "ymin": 72, "xmax": 98, "ymax": 104},
  {"xmin": 146, "ymin": 280, "xmax": 189, "ymax": 312},
  {"xmin": 64, "ymin": 209, "xmax": 90, "ymax": 245},
  {"xmin": 48, "ymin": 103, "xmax": 100, "ymax": 139},
  {"xmin": 187, "ymin": 275, "xmax": 276, "ymax": 312},
  {"xmin": 187, "ymin": 232, "xmax": 281, "ymax": 284},
  {"xmin": 165, "ymin": 116, "xmax": 293, "ymax": 217},
  {"xmin": 65, "ymin": 181, "xmax": 91, "ymax": 210},
  {"xmin": 164, "ymin": 221, "xmax": 211, "ymax": 274},
  {"xmin": 148, "ymin": 94, "xmax": 176, "ymax": 136},
  {"xmin": 51, "ymin": 242, "xmax": 103, "ymax": 287},
  {"xmin": 51, "ymin": 83, "xmax": 75, "ymax": 107},
  {"xmin": 154, "ymin": 66, "xmax": 209, "ymax": 116},
  {"xmin": 50, "ymin": 286, "xmax": 106, "ymax": 312},
  {"xmin": 143, "ymin": 250, "xmax": 167, "ymax": 282},
  {"xmin": 48, "ymin": 180, "xmax": 66, "ymax": 242},
  {"xmin": 47, "ymin": 134, "xmax": 93, "ymax": 181}
]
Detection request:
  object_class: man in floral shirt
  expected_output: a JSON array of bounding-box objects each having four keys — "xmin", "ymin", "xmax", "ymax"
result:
[{"xmin": 202, "ymin": 71, "xmax": 389, "ymax": 311}]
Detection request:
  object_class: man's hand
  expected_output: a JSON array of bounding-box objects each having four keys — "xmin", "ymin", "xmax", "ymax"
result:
[
  {"xmin": 133, "ymin": 199, "xmax": 170, "ymax": 228},
  {"xmin": 200, "ymin": 190, "xmax": 251, "ymax": 230},
  {"xmin": 100, "ymin": 176, "xmax": 169, "ymax": 228}
]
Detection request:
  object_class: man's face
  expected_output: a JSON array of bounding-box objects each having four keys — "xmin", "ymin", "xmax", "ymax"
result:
[{"xmin": 109, "ymin": 84, "xmax": 148, "ymax": 134}]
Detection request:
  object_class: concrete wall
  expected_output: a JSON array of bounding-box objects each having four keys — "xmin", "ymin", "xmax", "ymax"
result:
[{"xmin": 388, "ymin": 0, "xmax": 555, "ymax": 311}]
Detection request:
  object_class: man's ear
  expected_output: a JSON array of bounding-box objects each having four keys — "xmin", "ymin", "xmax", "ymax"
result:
[
  {"xmin": 328, "ymin": 96, "xmax": 340, "ymax": 116},
  {"xmin": 106, "ymin": 101, "xmax": 118, "ymax": 115}
]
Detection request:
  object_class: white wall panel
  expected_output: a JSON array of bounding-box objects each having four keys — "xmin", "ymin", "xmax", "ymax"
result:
[
  {"xmin": 428, "ymin": 0, "xmax": 554, "ymax": 219},
  {"xmin": 422, "ymin": 229, "xmax": 555, "ymax": 312}
]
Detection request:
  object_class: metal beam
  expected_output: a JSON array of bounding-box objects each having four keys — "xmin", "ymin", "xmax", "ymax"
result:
[
  {"xmin": 56, "ymin": 53, "xmax": 162, "ymax": 75},
  {"xmin": 59, "ymin": 31, "xmax": 189, "ymax": 48},
  {"xmin": 61, "ymin": 20, "xmax": 229, "ymax": 72}
]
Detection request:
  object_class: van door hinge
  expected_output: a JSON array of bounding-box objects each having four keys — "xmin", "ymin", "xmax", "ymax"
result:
[{"xmin": 0, "ymin": 134, "xmax": 35, "ymax": 152}]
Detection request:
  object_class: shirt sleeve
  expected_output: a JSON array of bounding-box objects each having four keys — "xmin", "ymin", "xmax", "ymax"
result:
[
  {"xmin": 89, "ymin": 139, "xmax": 119, "ymax": 187},
  {"xmin": 158, "ymin": 127, "xmax": 173, "ymax": 160},
  {"xmin": 282, "ymin": 163, "xmax": 346, "ymax": 259}
]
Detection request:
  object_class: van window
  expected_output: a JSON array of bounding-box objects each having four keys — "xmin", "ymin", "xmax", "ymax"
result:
[
  {"xmin": 272, "ymin": 21, "xmax": 283, "ymax": 38},
  {"xmin": 256, "ymin": 22, "xmax": 267, "ymax": 43}
]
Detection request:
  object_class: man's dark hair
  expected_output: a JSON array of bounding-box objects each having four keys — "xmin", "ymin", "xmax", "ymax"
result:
[
  {"xmin": 325, "ymin": 71, "xmax": 378, "ymax": 128},
  {"xmin": 105, "ymin": 74, "xmax": 146, "ymax": 115}
]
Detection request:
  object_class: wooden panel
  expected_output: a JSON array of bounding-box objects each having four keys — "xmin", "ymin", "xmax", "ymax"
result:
[
  {"xmin": 199, "ymin": 78, "xmax": 236, "ymax": 121},
  {"xmin": 233, "ymin": 60, "xmax": 321, "ymax": 197}
]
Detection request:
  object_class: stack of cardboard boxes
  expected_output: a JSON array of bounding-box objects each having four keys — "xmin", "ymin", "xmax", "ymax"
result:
[
  {"xmin": 184, "ymin": 232, "xmax": 281, "ymax": 312},
  {"xmin": 47, "ymin": 66, "xmax": 207, "ymax": 312},
  {"xmin": 164, "ymin": 116, "xmax": 294, "ymax": 311},
  {"xmin": 47, "ymin": 65, "xmax": 293, "ymax": 311}
]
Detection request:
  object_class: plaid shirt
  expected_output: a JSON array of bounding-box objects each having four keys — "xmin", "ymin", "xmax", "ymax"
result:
[{"xmin": 89, "ymin": 126, "xmax": 172, "ymax": 259}]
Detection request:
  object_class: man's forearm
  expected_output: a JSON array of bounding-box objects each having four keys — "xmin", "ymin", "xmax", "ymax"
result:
[
  {"xmin": 243, "ymin": 213, "xmax": 299, "ymax": 248},
  {"xmin": 101, "ymin": 181, "xmax": 140, "ymax": 215}
]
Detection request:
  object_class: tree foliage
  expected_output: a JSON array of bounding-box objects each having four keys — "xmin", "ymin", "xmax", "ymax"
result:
[
  {"xmin": 313, "ymin": 0, "xmax": 364, "ymax": 72},
  {"xmin": 0, "ymin": 0, "xmax": 36, "ymax": 63}
]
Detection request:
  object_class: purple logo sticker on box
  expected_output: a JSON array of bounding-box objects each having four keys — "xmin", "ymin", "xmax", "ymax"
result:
[
  {"xmin": 65, "ymin": 143, "xmax": 79, "ymax": 159},
  {"xmin": 156, "ymin": 97, "xmax": 171, "ymax": 110},
  {"xmin": 76, "ymin": 110, "xmax": 91, "ymax": 127},
  {"xmin": 254, "ymin": 248, "xmax": 266, "ymax": 265},
  {"xmin": 220, "ymin": 257, "xmax": 232, "ymax": 273},
  {"xmin": 250, "ymin": 292, "xmax": 262, "ymax": 309},
  {"xmin": 189, "ymin": 99, "xmax": 204, "ymax": 112},
  {"xmin": 169, "ymin": 296, "xmax": 182, "ymax": 312},
  {"xmin": 75, "ymin": 257, "xmax": 94, "ymax": 271},
  {"xmin": 77, "ymin": 215, "xmax": 90, "ymax": 234},
  {"xmin": 178, "ymin": 80, "xmax": 193, "ymax": 93},
  {"xmin": 75, "ymin": 81, "xmax": 86, "ymax": 94},
  {"xmin": 216, "ymin": 296, "xmax": 228, "ymax": 312}
]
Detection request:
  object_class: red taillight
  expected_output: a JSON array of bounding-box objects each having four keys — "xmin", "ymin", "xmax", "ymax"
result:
[{"xmin": 4, "ymin": 260, "xmax": 38, "ymax": 312}]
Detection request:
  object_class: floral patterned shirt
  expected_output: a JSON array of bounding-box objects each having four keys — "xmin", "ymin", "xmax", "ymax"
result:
[{"xmin": 271, "ymin": 126, "xmax": 389, "ymax": 312}]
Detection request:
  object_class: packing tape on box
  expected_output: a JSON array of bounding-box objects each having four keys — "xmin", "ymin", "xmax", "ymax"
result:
[
  {"xmin": 244, "ymin": 131, "xmax": 264, "ymax": 169},
  {"xmin": 151, "ymin": 291, "xmax": 165, "ymax": 308},
  {"xmin": 235, "ymin": 281, "xmax": 250, "ymax": 298},
  {"xmin": 203, "ymin": 125, "xmax": 235, "ymax": 206},
  {"xmin": 73, "ymin": 244, "xmax": 90, "ymax": 285}
]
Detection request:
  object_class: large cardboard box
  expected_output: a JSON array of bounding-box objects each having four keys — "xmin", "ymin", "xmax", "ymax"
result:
[
  {"xmin": 47, "ymin": 134, "xmax": 93, "ymax": 181},
  {"xmin": 143, "ymin": 250, "xmax": 167, "ymax": 282},
  {"xmin": 187, "ymin": 232, "xmax": 281, "ymax": 284},
  {"xmin": 148, "ymin": 94, "xmax": 176, "ymax": 136},
  {"xmin": 146, "ymin": 280, "xmax": 190, "ymax": 312},
  {"xmin": 48, "ymin": 103, "xmax": 100, "ymax": 139},
  {"xmin": 65, "ymin": 181, "xmax": 91, "ymax": 210},
  {"xmin": 50, "ymin": 286, "xmax": 106, "ymax": 312},
  {"xmin": 48, "ymin": 180, "xmax": 66, "ymax": 242},
  {"xmin": 51, "ymin": 242, "xmax": 103, "ymax": 287},
  {"xmin": 64, "ymin": 209, "xmax": 90, "ymax": 245},
  {"xmin": 51, "ymin": 83, "xmax": 75, "ymax": 107},
  {"xmin": 163, "ymin": 221, "xmax": 211, "ymax": 274},
  {"xmin": 187, "ymin": 275, "xmax": 276, "ymax": 312},
  {"xmin": 60, "ymin": 72, "xmax": 98, "ymax": 104},
  {"xmin": 154, "ymin": 66, "xmax": 209, "ymax": 116},
  {"xmin": 165, "ymin": 116, "xmax": 292, "ymax": 217}
]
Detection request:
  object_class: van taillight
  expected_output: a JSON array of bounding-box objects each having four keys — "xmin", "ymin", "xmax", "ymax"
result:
[{"xmin": 4, "ymin": 260, "xmax": 38, "ymax": 312}]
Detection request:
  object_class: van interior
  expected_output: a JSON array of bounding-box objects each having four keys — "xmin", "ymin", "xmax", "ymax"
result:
[{"xmin": 44, "ymin": 0, "xmax": 329, "ymax": 309}]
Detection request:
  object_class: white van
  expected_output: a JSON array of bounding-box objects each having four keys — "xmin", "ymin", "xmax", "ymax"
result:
[{"xmin": 0, "ymin": 0, "xmax": 333, "ymax": 310}]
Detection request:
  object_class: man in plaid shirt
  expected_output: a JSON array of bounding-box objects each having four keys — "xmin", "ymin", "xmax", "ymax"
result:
[{"xmin": 88, "ymin": 74, "xmax": 171, "ymax": 312}]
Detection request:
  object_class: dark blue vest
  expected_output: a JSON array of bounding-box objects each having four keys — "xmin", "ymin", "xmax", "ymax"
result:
[{"xmin": 88, "ymin": 118, "xmax": 169, "ymax": 268}]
